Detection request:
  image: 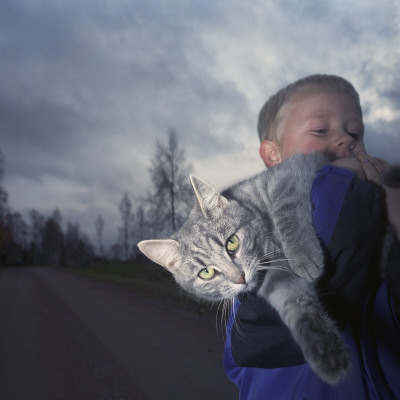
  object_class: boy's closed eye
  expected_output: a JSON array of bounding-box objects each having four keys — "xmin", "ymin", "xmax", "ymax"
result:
[
  {"xmin": 312, "ymin": 128, "xmax": 328, "ymax": 135},
  {"xmin": 346, "ymin": 121, "xmax": 364, "ymax": 136},
  {"xmin": 346, "ymin": 131, "xmax": 362, "ymax": 141}
]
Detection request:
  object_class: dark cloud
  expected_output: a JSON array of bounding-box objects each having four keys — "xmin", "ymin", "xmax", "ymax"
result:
[
  {"xmin": 0, "ymin": 0, "xmax": 399, "ymax": 248},
  {"xmin": 364, "ymin": 120, "xmax": 400, "ymax": 163}
]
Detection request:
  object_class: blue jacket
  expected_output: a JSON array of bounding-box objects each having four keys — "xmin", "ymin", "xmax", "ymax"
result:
[{"xmin": 223, "ymin": 165, "xmax": 400, "ymax": 399}]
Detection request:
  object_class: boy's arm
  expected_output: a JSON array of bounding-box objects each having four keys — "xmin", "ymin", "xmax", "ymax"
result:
[
  {"xmin": 332, "ymin": 153, "xmax": 400, "ymax": 241},
  {"xmin": 356, "ymin": 151, "xmax": 400, "ymax": 241},
  {"xmin": 384, "ymin": 187, "xmax": 400, "ymax": 240}
]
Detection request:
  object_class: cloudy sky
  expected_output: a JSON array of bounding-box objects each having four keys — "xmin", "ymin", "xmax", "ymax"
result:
[{"xmin": 1, "ymin": 0, "xmax": 399, "ymax": 249}]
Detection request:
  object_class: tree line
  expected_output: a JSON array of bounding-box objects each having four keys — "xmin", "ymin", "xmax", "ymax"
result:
[{"xmin": 0, "ymin": 130, "xmax": 192, "ymax": 266}]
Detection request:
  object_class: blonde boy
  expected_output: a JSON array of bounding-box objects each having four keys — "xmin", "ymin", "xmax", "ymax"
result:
[
  {"xmin": 257, "ymin": 74, "xmax": 399, "ymax": 237},
  {"xmin": 224, "ymin": 74, "xmax": 400, "ymax": 399}
]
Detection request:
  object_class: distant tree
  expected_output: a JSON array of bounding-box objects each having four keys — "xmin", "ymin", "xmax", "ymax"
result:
[
  {"xmin": 0, "ymin": 149, "xmax": 7, "ymax": 216},
  {"xmin": 0, "ymin": 149, "xmax": 9, "ymax": 264},
  {"xmin": 110, "ymin": 242, "xmax": 122, "ymax": 261},
  {"xmin": 0, "ymin": 148, "xmax": 95, "ymax": 266},
  {"xmin": 64, "ymin": 222, "xmax": 81, "ymax": 266},
  {"xmin": 148, "ymin": 130, "xmax": 192, "ymax": 236},
  {"xmin": 41, "ymin": 209, "xmax": 64, "ymax": 265},
  {"xmin": 7, "ymin": 212, "xmax": 28, "ymax": 248},
  {"xmin": 134, "ymin": 206, "xmax": 146, "ymax": 242},
  {"xmin": 118, "ymin": 193, "xmax": 135, "ymax": 261},
  {"xmin": 29, "ymin": 209, "xmax": 45, "ymax": 264},
  {"xmin": 95, "ymin": 214, "xmax": 105, "ymax": 257},
  {"xmin": 2, "ymin": 211, "xmax": 28, "ymax": 264},
  {"xmin": 0, "ymin": 150, "xmax": 29, "ymax": 265},
  {"xmin": 78, "ymin": 233, "xmax": 94, "ymax": 264},
  {"xmin": 0, "ymin": 186, "xmax": 7, "ymax": 223},
  {"xmin": 0, "ymin": 150, "xmax": 27, "ymax": 264},
  {"xmin": 64, "ymin": 222, "xmax": 94, "ymax": 266},
  {"xmin": 131, "ymin": 205, "xmax": 148, "ymax": 260},
  {"xmin": 0, "ymin": 206, "xmax": 8, "ymax": 265}
]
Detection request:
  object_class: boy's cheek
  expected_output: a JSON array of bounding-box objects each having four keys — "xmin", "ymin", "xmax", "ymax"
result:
[
  {"xmin": 301, "ymin": 142, "xmax": 326, "ymax": 155},
  {"xmin": 281, "ymin": 137, "xmax": 326, "ymax": 158}
]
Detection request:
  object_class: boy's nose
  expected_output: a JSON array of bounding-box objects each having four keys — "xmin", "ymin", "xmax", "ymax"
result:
[{"xmin": 332, "ymin": 131, "xmax": 357, "ymax": 157}]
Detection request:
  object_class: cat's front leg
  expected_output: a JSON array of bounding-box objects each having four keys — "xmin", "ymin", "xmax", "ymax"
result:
[
  {"xmin": 275, "ymin": 220, "xmax": 325, "ymax": 282},
  {"xmin": 286, "ymin": 243, "xmax": 324, "ymax": 282},
  {"xmin": 260, "ymin": 271, "xmax": 350, "ymax": 384},
  {"xmin": 270, "ymin": 187, "xmax": 324, "ymax": 282}
]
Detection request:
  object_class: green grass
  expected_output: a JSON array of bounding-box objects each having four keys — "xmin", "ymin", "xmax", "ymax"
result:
[{"xmin": 65, "ymin": 262, "xmax": 215, "ymax": 317}]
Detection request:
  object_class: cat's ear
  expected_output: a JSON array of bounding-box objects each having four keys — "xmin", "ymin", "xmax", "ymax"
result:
[
  {"xmin": 189, "ymin": 175, "xmax": 229, "ymax": 218},
  {"xmin": 137, "ymin": 239, "xmax": 180, "ymax": 272}
]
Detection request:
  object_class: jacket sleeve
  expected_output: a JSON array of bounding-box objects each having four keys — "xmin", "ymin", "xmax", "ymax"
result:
[{"xmin": 227, "ymin": 165, "xmax": 387, "ymax": 369}]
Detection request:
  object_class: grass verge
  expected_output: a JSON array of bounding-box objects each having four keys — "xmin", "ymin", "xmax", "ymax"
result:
[{"xmin": 64, "ymin": 262, "xmax": 217, "ymax": 317}]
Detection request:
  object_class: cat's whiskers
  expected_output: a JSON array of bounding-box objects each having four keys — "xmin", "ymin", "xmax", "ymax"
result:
[
  {"xmin": 257, "ymin": 261, "xmax": 303, "ymax": 278},
  {"xmin": 231, "ymin": 297, "xmax": 248, "ymax": 341},
  {"xmin": 258, "ymin": 248, "xmax": 285, "ymax": 261},
  {"xmin": 215, "ymin": 297, "xmax": 242, "ymax": 340},
  {"xmin": 223, "ymin": 298, "xmax": 233, "ymax": 331},
  {"xmin": 258, "ymin": 244, "xmax": 302, "ymax": 262},
  {"xmin": 260, "ymin": 242, "xmax": 305, "ymax": 257},
  {"xmin": 215, "ymin": 298, "xmax": 228, "ymax": 337},
  {"xmin": 258, "ymin": 264, "xmax": 291, "ymax": 272},
  {"xmin": 259, "ymin": 258, "xmax": 297, "ymax": 264}
]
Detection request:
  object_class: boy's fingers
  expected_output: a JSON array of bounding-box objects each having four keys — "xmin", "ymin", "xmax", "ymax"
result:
[
  {"xmin": 373, "ymin": 157, "xmax": 390, "ymax": 171},
  {"xmin": 355, "ymin": 152, "xmax": 389, "ymax": 184}
]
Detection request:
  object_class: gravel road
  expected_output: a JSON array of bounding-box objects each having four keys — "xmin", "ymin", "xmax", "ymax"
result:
[{"xmin": 0, "ymin": 267, "xmax": 238, "ymax": 400}]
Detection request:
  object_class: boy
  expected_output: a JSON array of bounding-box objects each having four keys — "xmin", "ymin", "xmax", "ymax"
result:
[
  {"xmin": 257, "ymin": 74, "xmax": 399, "ymax": 237},
  {"xmin": 223, "ymin": 75, "xmax": 400, "ymax": 399}
]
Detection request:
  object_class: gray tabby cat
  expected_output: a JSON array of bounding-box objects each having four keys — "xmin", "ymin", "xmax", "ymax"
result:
[{"xmin": 138, "ymin": 153, "xmax": 350, "ymax": 385}]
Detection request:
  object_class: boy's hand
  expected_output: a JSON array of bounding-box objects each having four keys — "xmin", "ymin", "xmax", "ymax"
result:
[
  {"xmin": 331, "ymin": 149, "xmax": 391, "ymax": 185},
  {"xmin": 330, "ymin": 157, "xmax": 366, "ymax": 181},
  {"xmin": 353, "ymin": 150, "xmax": 400, "ymax": 241},
  {"xmin": 354, "ymin": 151, "xmax": 390, "ymax": 185},
  {"xmin": 331, "ymin": 151, "xmax": 399, "ymax": 240}
]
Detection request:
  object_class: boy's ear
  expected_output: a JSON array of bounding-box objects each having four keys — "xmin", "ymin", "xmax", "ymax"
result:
[{"xmin": 259, "ymin": 140, "xmax": 282, "ymax": 167}]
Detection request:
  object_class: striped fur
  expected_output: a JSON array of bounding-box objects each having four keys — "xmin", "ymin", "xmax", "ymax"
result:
[{"xmin": 138, "ymin": 153, "xmax": 350, "ymax": 384}]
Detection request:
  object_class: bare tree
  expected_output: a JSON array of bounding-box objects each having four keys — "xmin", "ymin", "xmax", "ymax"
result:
[
  {"xmin": 148, "ymin": 130, "xmax": 192, "ymax": 236},
  {"xmin": 135, "ymin": 206, "xmax": 147, "ymax": 242},
  {"xmin": 41, "ymin": 209, "xmax": 64, "ymax": 266},
  {"xmin": 0, "ymin": 149, "xmax": 9, "ymax": 264},
  {"xmin": 0, "ymin": 150, "xmax": 95, "ymax": 266},
  {"xmin": 64, "ymin": 222, "xmax": 94, "ymax": 266},
  {"xmin": 118, "ymin": 193, "xmax": 135, "ymax": 261},
  {"xmin": 29, "ymin": 209, "xmax": 44, "ymax": 262},
  {"xmin": 110, "ymin": 242, "xmax": 122, "ymax": 261},
  {"xmin": 7, "ymin": 212, "xmax": 28, "ymax": 250},
  {"xmin": 95, "ymin": 214, "xmax": 105, "ymax": 257},
  {"xmin": 64, "ymin": 222, "xmax": 80, "ymax": 266}
]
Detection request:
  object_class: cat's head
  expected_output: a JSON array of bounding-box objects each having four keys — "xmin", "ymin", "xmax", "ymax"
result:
[{"xmin": 138, "ymin": 175, "xmax": 265, "ymax": 302}]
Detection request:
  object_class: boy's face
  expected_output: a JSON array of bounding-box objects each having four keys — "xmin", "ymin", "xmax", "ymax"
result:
[{"xmin": 260, "ymin": 88, "xmax": 365, "ymax": 166}]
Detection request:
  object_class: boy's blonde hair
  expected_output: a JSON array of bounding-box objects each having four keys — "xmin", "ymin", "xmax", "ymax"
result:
[{"xmin": 257, "ymin": 74, "xmax": 361, "ymax": 143}]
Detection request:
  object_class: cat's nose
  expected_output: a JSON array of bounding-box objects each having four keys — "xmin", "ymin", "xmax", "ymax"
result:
[{"xmin": 237, "ymin": 273, "xmax": 246, "ymax": 284}]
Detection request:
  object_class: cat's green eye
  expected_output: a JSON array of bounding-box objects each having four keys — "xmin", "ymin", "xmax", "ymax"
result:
[
  {"xmin": 199, "ymin": 267, "xmax": 215, "ymax": 280},
  {"xmin": 226, "ymin": 234, "xmax": 239, "ymax": 253}
]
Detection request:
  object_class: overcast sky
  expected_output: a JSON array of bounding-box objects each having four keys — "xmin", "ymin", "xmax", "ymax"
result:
[{"xmin": 1, "ymin": 0, "xmax": 399, "ymax": 249}]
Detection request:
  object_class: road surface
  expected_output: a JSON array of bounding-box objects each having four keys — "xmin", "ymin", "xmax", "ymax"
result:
[{"xmin": 0, "ymin": 267, "xmax": 238, "ymax": 400}]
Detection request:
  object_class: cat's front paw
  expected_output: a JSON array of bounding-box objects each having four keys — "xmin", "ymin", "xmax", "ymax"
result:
[{"xmin": 303, "ymin": 329, "xmax": 350, "ymax": 385}]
